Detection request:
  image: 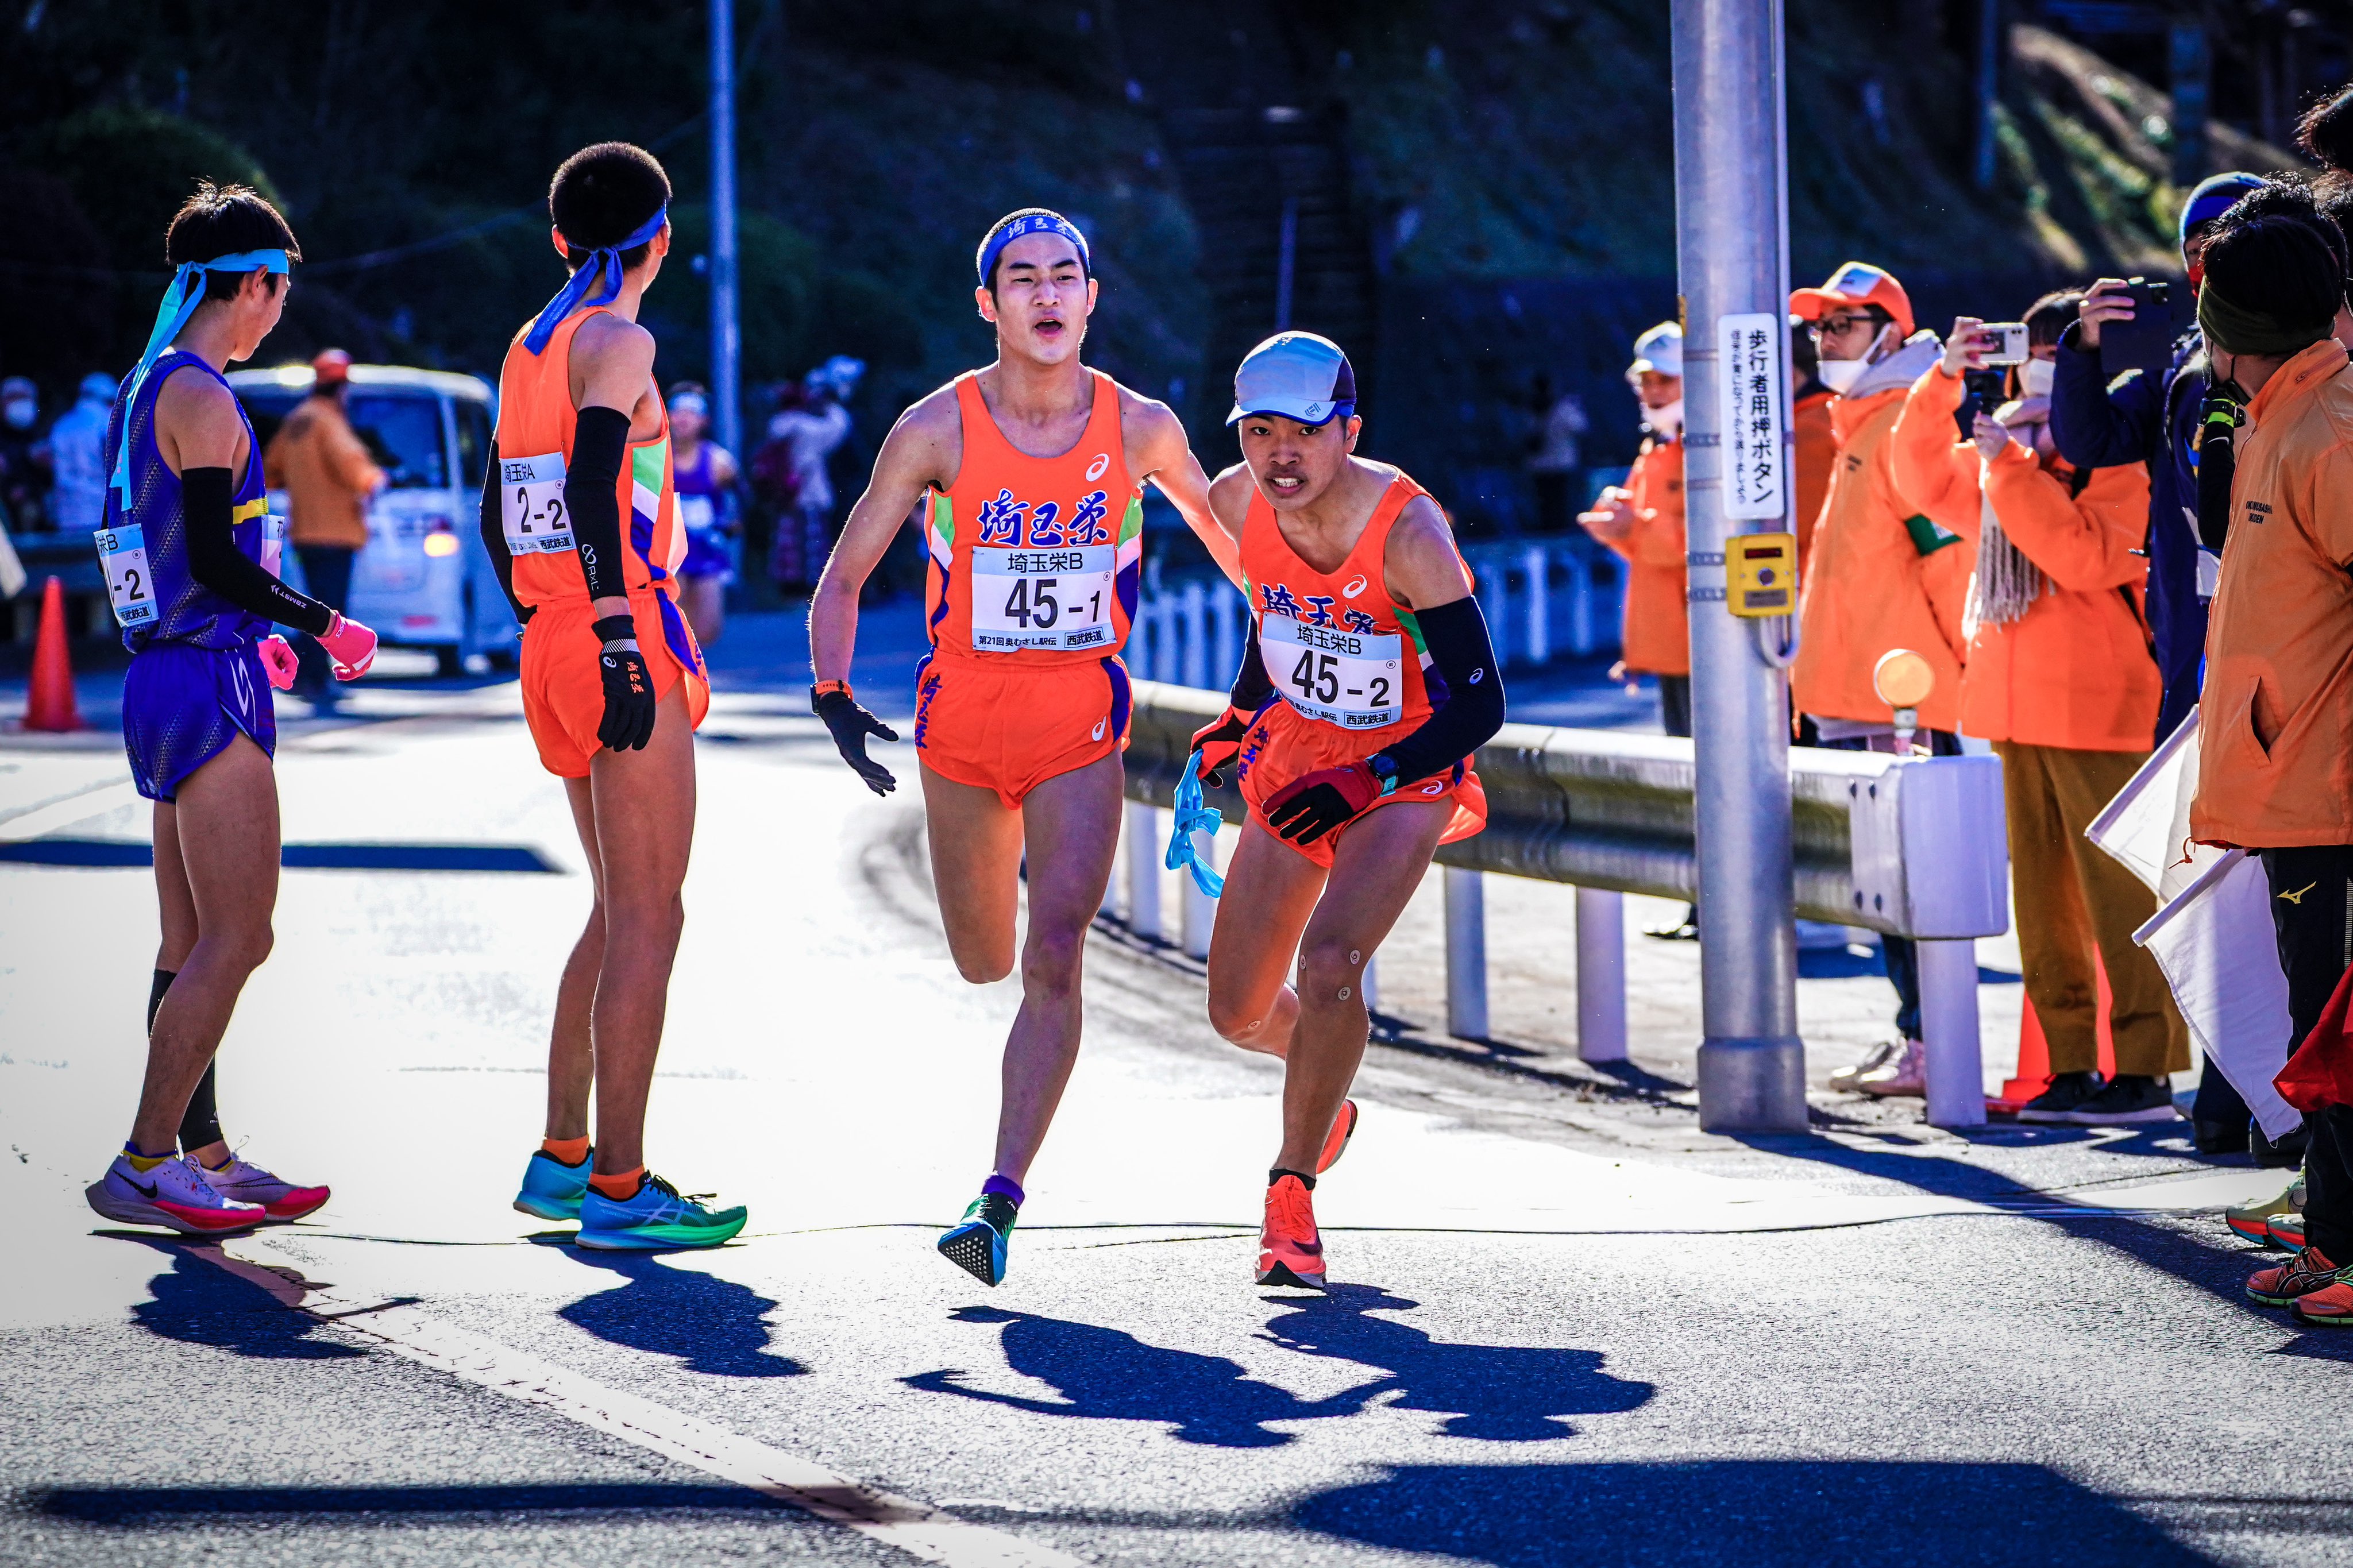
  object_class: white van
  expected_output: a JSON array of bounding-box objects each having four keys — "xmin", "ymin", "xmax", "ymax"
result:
[{"xmin": 229, "ymin": 364, "xmax": 516, "ymax": 674}]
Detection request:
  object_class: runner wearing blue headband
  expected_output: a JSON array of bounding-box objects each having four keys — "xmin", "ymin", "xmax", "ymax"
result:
[
  {"xmin": 809, "ymin": 206, "xmax": 1238, "ymax": 1287},
  {"xmin": 86, "ymin": 181, "xmax": 375, "ymax": 1239}
]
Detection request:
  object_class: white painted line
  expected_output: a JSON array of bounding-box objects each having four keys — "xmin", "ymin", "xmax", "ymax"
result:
[
  {"xmin": 0, "ymin": 778, "xmax": 141, "ymax": 841},
  {"xmin": 198, "ymin": 1240, "xmax": 1086, "ymax": 1568}
]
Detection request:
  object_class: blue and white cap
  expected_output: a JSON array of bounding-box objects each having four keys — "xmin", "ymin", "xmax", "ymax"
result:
[{"xmin": 1227, "ymin": 331, "xmax": 1357, "ymax": 427}]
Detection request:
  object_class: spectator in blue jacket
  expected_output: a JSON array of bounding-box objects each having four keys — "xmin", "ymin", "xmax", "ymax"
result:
[{"xmin": 2050, "ymin": 171, "xmax": 2266, "ymax": 748}]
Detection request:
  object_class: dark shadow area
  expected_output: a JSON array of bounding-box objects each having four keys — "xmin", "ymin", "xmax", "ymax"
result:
[
  {"xmin": 120, "ymin": 1242, "xmax": 363, "ymax": 1362},
  {"xmin": 0, "ymin": 839, "xmax": 556, "ymax": 871},
  {"xmin": 1260, "ymin": 1285, "xmax": 1653, "ymax": 1439},
  {"xmin": 1294, "ymin": 1461, "xmax": 2229, "ymax": 1566},
  {"xmin": 36, "ymin": 1482, "xmax": 789, "ymax": 1523},
  {"xmin": 546, "ymin": 1245, "xmax": 803, "ymax": 1378},
  {"xmin": 902, "ymin": 1305, "xmax": 1375, "ymax": 1447},
  {"xmin": 1368, "ymin": 1020, "xmax": 1693, "ymax": 1104},
  {"xmin": 1796, "ymin": 942, "xmax": 2020, "ymax": 983}
]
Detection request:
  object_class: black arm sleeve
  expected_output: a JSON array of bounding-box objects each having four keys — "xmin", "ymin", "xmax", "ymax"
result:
[
  {"xmin": 1228, "ymin": 616, "xmax": 1274, "ymax": 710},
  {"xmin": 478, "ymin": 465, "xmax": 530, "ymax": 623},
  {"xmin": 181, "ymin": 467, "xmax": 334, "ymax": 637},
  {"xmin": 1372, "ymin": 595, "xmax": 1505, "ymax": 785},
  {"xmin": 564, "ymin": 405, "xmax": 632, "ymax": 602}
]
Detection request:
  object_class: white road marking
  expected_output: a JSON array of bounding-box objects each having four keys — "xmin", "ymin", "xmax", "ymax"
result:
[
  {"xmin": 0, "ymin": 777, "xmax": 140, "ymax": 840},
  {"xmin": 196, "ymin": 1238, "xmax": 1087, "ymax": 1568}
]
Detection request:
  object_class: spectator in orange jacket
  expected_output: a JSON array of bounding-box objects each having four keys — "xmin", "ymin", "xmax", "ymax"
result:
[
  {"xmin": 1891, "ymin": 295, "xmax": 2188, "ymax": 1125},
  {"xmin": 1788, "ymin": 263, "xmax": 1968, "ymax": 1092},
  {"xmin": 1578, "ymin": 322, "xmax": 1688, "ymax": 732},
  {"xmin": 263, "ymin": 349, "xmax": 383, "ymax": 705},
  {"xmin": 1790, "ymin": 319, "xmax": 1835, "ymax": 576},
  {"xmin": 2177, "ymin": 190, "xmax": 2353, "ymax": 1323}
]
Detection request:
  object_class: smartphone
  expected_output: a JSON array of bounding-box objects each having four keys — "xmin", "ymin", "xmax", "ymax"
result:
[
  {"xmin": 1955, "ymin": 369, "xmax": 2007, "ymax": 439},
  {"xmin": 2100, "ymin": 277, "xmax": 2176, "ymax": 380},
  {"xmin": 1977, "ymin": 322, "xmax": 2030, "ymax": 366}
]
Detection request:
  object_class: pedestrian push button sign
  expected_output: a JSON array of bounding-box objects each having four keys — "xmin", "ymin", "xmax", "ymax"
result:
[
  {"xmin": 1716, "ymin": 311, "xmax": 1788, "ymax": 523},
  {"xmin": 1727, "ymin": 531, "xmax": 1796, "ymax": 618}
]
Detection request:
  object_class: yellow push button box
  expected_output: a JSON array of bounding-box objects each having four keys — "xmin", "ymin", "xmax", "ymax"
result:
[{"xmin": 1727, "ymin": 531, "xmax": 1797, "ymax": 617}]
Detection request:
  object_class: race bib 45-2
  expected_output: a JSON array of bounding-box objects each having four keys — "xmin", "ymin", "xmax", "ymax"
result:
[
  {"xmin": 500, "ymin": 452, "xmax": 576, "ymax": 555},
  {"xmin": 971, "ymin": 544, "xmax": 1116, "ymax": 651},
  {"xmin": 94, "ymin": 524, "xmax": 157, "ymax": 628},
  {"xmin": 1262, "ymin": 613, "xmax": 1404, "ymax": 729}
]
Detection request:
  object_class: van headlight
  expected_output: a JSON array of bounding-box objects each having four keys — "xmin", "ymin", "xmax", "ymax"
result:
[{"xmin": 423, "ymin": 532, "xmax": 461, "ymax": 558}]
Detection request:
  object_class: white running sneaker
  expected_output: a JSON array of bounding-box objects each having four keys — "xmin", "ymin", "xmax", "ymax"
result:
[
  {"xmin": 1828, "ymin": 1040, "xmax": 1899, "ymax": 1092},
  {"xmin": 1856, "ymin": 1038, "xmax": 1928, "ymax": 1098},
  {"xmin": 86, "ymin": 1152, "xmax": 267, "ymax": 1235},
  {"xmin": 196, "ymin": 1156, "xmax": 330, "ymax": 1222}
]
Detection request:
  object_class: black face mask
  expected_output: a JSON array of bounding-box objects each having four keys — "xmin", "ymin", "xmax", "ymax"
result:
[{"xmin": 2195, "ymin": 377, "xmax": 2247, "ymax": 554}]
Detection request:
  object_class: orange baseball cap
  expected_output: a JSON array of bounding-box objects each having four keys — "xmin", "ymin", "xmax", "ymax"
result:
[
  {"xmin": 312, "ymin": 349, "xmax": 352, "ymax": 387},
  {"xmin": 1789, "ymin": 262, "xmax": 1913, "ymax": 341}
]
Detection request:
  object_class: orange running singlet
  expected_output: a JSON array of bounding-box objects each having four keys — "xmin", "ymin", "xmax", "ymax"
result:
[
  {"xmin": 1233, "ymin": 470, "xmax": 1487, "ymax": 865},
  {"xmin": 923, "ymin": 369, "xmax": 1144, "ymax": 666},
  {"xmin": 493, "ymin": 306, "xmax": 708, "ymax": 777}
]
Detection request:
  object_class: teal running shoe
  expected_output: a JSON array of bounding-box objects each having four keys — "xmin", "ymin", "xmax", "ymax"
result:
[
  {"xmin": 514, "ymin": 1146, "xmax": 593, "ymax": 1222},
  {"xmin": 576, "ymin": 1172, "xmax": 747, "ymax": 1251},
  {"xmin": 938, "ymin": 1191, "xmax": 1019, "ymax": 1287}
]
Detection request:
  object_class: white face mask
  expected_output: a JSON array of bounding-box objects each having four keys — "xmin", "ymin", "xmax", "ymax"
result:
[
  {"xmin": 1644, "ymin": 398, "xmax": 1683, "ymax": 437},
  {"xmin": 2, "ymin": 400, "xmax": 33, "ymax": 431},
  {"xmin": 1816, "ymin": 357, "xmax": 1868, "ymax": 394},
  {"xmin": 2018, "ymin": 358, "xmax": 2055, "ymax": 397}
]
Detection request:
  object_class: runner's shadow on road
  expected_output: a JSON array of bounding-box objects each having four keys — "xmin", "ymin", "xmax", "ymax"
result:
[
  {"xmin": 1260, "ymin": 1285, "xmax": 1653, "ymax": 1440},
  {"xmin": 1293, "ymin": 1460, "xmax": 2235, "ymax": 1565},
  {"xmin": 543, "ymin": 1244, "xmax": 804, "ymax": 1378},
  {"xmin": 113, "ymin": 1238, "xmax": 363, "ymax": 1362},
  {"xmin": 902, "ymin": 1306, "xmax": 1374, "ymax": 1447}
]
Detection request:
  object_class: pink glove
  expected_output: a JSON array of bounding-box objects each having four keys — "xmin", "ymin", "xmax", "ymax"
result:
[
  {"xmin": 319, "ymin": 613, "xmax": 377, "ymax": 681},
  {"xmin": 257, "ymin": 635, "xmax": 299, "ymax": 691}
]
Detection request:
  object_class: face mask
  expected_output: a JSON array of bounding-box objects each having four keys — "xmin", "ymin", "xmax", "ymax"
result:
[
  {"xmin": 2, "ymin": 400, "xmax": 32, "ymax": 431},
  {"xmin": 1644, "ymin": 399, "xmax": 1683, "ymax": 437},
  {"xmin": 1817, "ymin": 356, "xmax": 1868, "ymax": 393},
  {"xmin": 2018, "ymin": 358, "xmax": 2055, "ymax": 397}
]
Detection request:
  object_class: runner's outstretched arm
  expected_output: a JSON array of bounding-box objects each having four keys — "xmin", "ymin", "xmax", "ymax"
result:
[{"xmin": 1127, "ymin": 398, "xmax": 1240, "ymax": 589}]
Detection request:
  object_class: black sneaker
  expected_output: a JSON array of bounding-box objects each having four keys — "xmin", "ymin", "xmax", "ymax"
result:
[
  {"xmin": 2254, "ymin": 1117, "xmax": 2312, "ymax": 1169},
  {"xmin": 2194, "ymin": 1118, "xmax": 2252, "ymax": 1156},
  {"xmin": 2019, "ymin": 1071, "xmax": 2104, "ymax": 1123},
  {"xmin": 2066, "ymin": 1073, "xmax": 2180, "ymax": 1125},
  {"xmin": 1644, "ymin": 904, "xmax": 1700, "ymax": 941}
]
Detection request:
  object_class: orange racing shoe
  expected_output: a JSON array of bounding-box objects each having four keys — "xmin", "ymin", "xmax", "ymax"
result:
[{"xmin": 1258, "ymin": 1172, "xmax": 1327, "ymax": 1290}]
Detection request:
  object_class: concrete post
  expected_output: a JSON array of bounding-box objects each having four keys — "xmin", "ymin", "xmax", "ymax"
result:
[
  {"xmin": 1674, "ymin": 0, "xmax": 1807, "ymax": 1130},
  {"xmin": 1918, "ymin": 937, "xmax": 1988, "ymax": 1128},
  {"xmin": 1575, "ymin": 886, "xmax": 1629, "ymax": 1063},
  {"xmin": 1444, "ymin": 866, "xmax": 1489, "ymax": 1040}
]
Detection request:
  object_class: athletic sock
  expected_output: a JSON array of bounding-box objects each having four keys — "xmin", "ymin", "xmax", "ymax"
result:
[
  {"xmin": 541, "ymin": 1135, "xmax": 592, "ymax": 1166},
  {"xmin": 1268, "ymin": 1167, "xmax": 1317, "ymax": 1191},
  {"xmin": 588, "ymin": 1165, "xmax": 646, "ymax": 1200},
  {"xmin": 146, "ymin": 968, "xmax": 175, "ymax": 1033},
  {"xmin": 179, "ymin": 1062, "xmax": 222, "ymax": 1153},
  {"xmin": 981, "ymin": 1173, "xmax": 1025, "ymax": 1208},
  {"xmin": 122, "ymin": 1142, "xmax": 175, "ymax": 1173}
]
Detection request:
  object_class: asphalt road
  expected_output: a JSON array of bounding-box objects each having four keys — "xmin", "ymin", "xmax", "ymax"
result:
[{"xmin": 3, "ymin": 620, "xmax": 2347, "ymax": 1567}]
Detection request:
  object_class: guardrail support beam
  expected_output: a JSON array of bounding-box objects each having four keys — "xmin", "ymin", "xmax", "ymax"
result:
[
  {"xmin": 1676, "ymin": 0, "xmax": 1808, "ymax": 1131},
  {"xmin": 1124, "ymin": 801, "xmax": 1162, "ymax": 941},
  {"xmin": 1918, "ymin": 937, "xmax": 1988, "ymax": 1128},
  {"xmin": 1575, "ymin": 887, "xmax": 1629, "ymax": 1063},
  {"xmin": 1444, "ymin": 866, "xmax": 1488, "ymax": 1040}
]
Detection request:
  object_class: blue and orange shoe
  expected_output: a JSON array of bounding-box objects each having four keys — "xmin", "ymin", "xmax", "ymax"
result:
[
  {"xmin": 576, "ymin": 1172, "xmax": 747, "ymax": 1251},
  {"xmin": 1317, "ymin": 1100, "xmax": 1359, "ymax": 1175},
  {"xmin": 514, "ymin": 1145, "xmax": 593, "ymax": 1222},
  {"xmin": 938, "ymin": 1192, "xmax": 1019, "ymax": 1287},
  {"xmin": 1257, "ymin": 1172, "xmax": 1326, "ymax": 1290}
]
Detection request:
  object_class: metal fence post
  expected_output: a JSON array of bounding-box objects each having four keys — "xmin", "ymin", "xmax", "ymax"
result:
[
  {"xmin": 1180, "ymin": 822, "xmax": 1217, "ymax": 959},
  {"xmin": 1360, "ymin": 953, "xmax": 1379, "ymax": 1015},
  {"xmin": 1152, "ymin": 596, "xmax": 1180, "ymax": 685},
  {"xmin": 1180, "ymin": 580, "xmax": 1208, "ymax": 689},
  {"xmin": 1212, "ymin": 582, "xmax": 1239, "ymax": 689},
  {"xmin": 1675, "ymin": 0, "xmax": 1807, "ymax": 1130},
  {"xmin": 1575, "ymin": 886, "xmax": 1629, "ymax": 1063},
  {"xmin": 1568, "ymin": 558, "xmax": 1595, "ymax": 656},
  {"xmin": 1444, "ymin": 866, "xmax": 1489, "ymax": 1039},
  {"xmin": 1522, "ymin": 544, "xmax": 1550, "ymax": 666},
  {"xmin": 1918, "ymin": 938, "xmax": 1988, "ymax": 1128},
  {"xmin": 1483, "ymin": 561, "xmax": 1510, "ymax": 668},
  {"xmin": 1124, "ymin": 800, "xmax": 1162, "ymax": 940}
]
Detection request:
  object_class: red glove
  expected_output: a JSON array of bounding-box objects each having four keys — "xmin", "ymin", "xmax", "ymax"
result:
[
  {"xmin": 318, "ymin": 612, "xmax": 377, "ymax": 681},
  {"xmin": 257, "ymin": 635, "xmax": 299, "ymax": 691},
  {"xmin": 1189, "ymin": 705, "xmax": 1254, "ymax": 787},
  {"xmin": 1263, "ymin": 758, "xmax": 1395, "ymax": 845}
]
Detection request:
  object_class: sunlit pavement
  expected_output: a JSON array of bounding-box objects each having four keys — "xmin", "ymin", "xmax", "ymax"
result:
[{"xmin": 3, "ymin": 617, "xmax": 2348, "ymax": 1566}]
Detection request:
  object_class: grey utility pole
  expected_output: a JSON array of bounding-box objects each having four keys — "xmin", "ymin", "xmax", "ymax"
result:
[
  {"xmin": 709, "ymin": 0, "xmax": 742, "ymax": 455},
  {"xmin": 1671, "ymin": 0, "xmax": 1808, "ymax": 1131}
]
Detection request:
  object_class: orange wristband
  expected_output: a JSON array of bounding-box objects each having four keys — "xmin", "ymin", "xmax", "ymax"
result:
[{"xmin": 812, "ymin": 679, "xmax": 853, "ymax": 700}]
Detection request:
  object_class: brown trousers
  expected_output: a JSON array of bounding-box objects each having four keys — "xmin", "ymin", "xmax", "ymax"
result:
[{"xmin": 1993, "ymin": 741, "xmax": 2190, "ymax": 1077}]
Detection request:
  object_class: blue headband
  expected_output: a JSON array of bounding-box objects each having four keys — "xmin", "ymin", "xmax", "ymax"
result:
[
  {"xmin": 523, "ymin": 206, "xmax": 670, "ymax": 356},
  {"xmin": 110, "ymin": 248, "xmax": 291, "ymax": 503},
  {"xmin": 976, "ymin": 211, "xmax": 1090, "ymax": 288}
]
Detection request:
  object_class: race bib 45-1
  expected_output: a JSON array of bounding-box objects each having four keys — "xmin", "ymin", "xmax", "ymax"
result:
[
  {"xmin": 500, "ymin": 452, "xmax": 576, "ymax": 555},
  {"xmin": 971, "ymin": 544, "xmax": 1116, "ymax": 651}
]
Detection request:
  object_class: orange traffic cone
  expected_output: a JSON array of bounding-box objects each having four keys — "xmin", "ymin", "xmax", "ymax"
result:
[
  {"xmin": 23, "ymin": 575, "xmax": 81, "ymax": 733},
  {"xmin": 1988, "ymin": 952, "xmax": 2117, "ymax": 1115}
]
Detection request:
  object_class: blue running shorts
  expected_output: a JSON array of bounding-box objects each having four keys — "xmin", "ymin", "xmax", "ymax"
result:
[{"xmin": 122, "ymin": 641, "xmax": 275, "ymax": 803}]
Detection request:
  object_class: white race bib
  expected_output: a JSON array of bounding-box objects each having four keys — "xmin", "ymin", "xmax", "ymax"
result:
[
  {"xmin": 970, "ymin": 544, "xmax": 1116, "ymax": 651},
  {"xmin": 1262, "ymin": 613, "xmax": 1404, "ymax": 729},
  {"xmin": 260, "ymin": 512, "xmax": 286, "ymax": 579},
  {"xmin": 499, "ymin": 451, "xmax": 576, "ymax": 554},
  {"xmin": 94, "ymin": 524, "xmax": 157, "ymax": 628},
  {"xmin": 678, "ymin": 493, "xmax": 716, "ymax": 534}
]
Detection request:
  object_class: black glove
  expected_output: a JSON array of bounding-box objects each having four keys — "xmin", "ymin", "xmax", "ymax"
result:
[
  {"xmin": 1189, "ymin": 705, "xmax": 1253, "ymax": 787},
  {"xmin": 813, "ymin": 685, "xmax": 900, "ymax": 795},
  {"xmin": 593, "ymin": 615, "xmax": 658, "ymax": 752}
]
